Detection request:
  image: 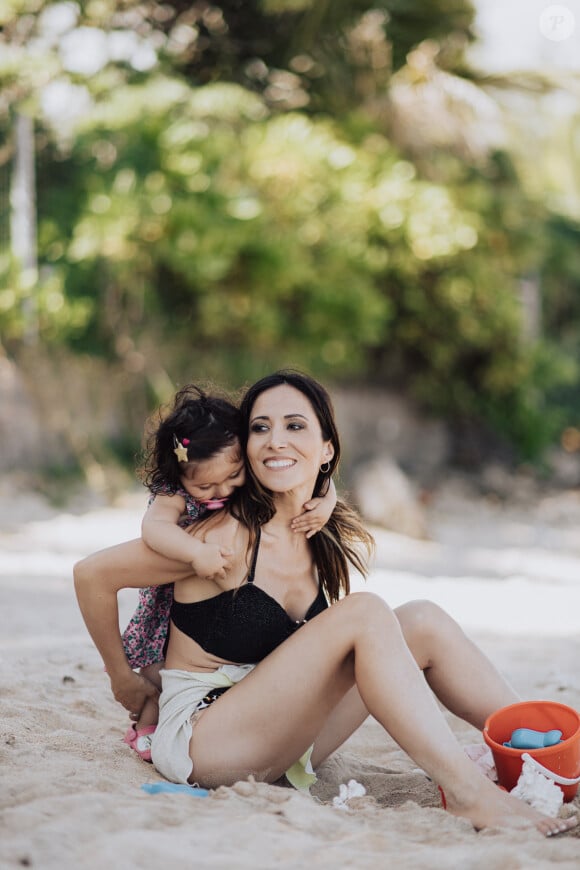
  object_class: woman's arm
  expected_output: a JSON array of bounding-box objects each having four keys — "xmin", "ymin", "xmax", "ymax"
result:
[{"xmin": 73, "ymin": 538, "xmax": 191, "ymax": 714}]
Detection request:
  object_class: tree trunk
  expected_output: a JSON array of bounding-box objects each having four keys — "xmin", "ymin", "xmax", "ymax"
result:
[{"xmin": 10, "ymin": 111, "xmax": 38, "ymax": 343}]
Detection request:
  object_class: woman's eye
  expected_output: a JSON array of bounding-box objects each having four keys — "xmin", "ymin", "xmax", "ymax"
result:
[
  {"xmin": 288, "ymin": 423, "xmax": 304, "ymax": 431},
  {"xmin": 250, "ymin": 423, "xmax": 268, "ymax": 433}
]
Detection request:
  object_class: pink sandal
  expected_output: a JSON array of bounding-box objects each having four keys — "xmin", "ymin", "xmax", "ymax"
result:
[{"xmin": 123, "ymin": 724, "xmax": 156, "ymax": 763}]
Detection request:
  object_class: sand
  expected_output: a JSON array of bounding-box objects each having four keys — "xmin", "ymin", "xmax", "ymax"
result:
[{"xmin": 1, "ymin": 483, "xmax": 580, "ymax": 869}]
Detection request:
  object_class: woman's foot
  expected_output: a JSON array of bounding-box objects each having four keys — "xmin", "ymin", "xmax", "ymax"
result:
[{"xmin": 444, "ymin": 775, "xmax": 577, "ymax": 837}]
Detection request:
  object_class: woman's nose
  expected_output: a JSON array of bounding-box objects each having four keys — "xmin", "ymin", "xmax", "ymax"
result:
[{"xmin": 267, "ymin": 425, "xmax": 288, "ymax": 448}]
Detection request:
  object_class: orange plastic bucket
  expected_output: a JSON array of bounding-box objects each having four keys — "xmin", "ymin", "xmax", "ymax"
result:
[{"xmin": 483, "ymin": 700, "xmax": 580, "ymax": 801}]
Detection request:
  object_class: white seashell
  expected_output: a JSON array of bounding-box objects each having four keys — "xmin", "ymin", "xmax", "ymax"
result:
[
  {"xmin": 510, "ymin": 758, "xmax": 564, "ymax": 817},
  {"xmin": 332, "ymin": 779, "xmax": 367, "ymax": 810}
]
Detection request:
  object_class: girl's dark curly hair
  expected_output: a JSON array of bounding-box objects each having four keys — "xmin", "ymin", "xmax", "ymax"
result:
[
  {"xmin": 234, "ymin": 370, "xmax": 374, "ymax": 603},
  {"xmin": 138, "ymin": 384, "xmax": 242, "ymax": 494}
]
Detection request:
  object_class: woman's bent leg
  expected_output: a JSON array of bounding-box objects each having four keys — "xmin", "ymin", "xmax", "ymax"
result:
[
  {"xmin": 310, "ymin": 598, "xmax": 521, "ymax": 766},
  {"xmin": 395, "ymin": 601, "xmax": 519, "ymax": 728},
  {"xmin": 184, "ymin": 592, "xmax": 575, "ymax": 836},
  {"xmin": 309, "ymin": 686, "xmax": 368, "ymax": 768}
]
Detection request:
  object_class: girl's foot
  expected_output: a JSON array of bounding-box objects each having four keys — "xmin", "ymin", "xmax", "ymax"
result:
[{"xmin": 123, "ymin": 724, "xmax": 156, "ymax": 762}]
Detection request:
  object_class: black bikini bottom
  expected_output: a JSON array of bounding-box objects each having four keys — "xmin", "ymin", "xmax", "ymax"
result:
[{"xmin": 195, "ymin": 685, "xmax": 231, "ymax": 711}]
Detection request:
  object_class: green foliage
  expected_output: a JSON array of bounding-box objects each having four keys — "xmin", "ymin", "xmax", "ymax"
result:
[
  {"xmin": 31, "ymin": 82, "xmax": 395, "ymax": 376},
  {"xmin": 1, "ymin": 0, "xmax": 579, "ymax": 464},
  {"xmin": 542, "ymin": 215, "xmax": 580, "ymax": 343}
]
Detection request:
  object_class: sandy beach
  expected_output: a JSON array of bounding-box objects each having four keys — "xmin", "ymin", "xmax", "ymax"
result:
[{"xmin": 1, "ymin": 482, "xmax": 580, "ymax": 868}]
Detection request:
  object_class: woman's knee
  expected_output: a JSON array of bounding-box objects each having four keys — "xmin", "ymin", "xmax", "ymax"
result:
[
  {"xmin": 340, "ymin": 591, "xmax": 398, "ymax": 629},
  {"xmin": 394, "ymin": 600, "xmax": 460, "ymax": 664},
  {"xmin": 395, "ymin": 599, "xmax": 451, "ymax": 635}
]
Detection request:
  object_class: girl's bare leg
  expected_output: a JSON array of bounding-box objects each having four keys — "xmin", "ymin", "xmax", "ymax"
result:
[
  {"xmin": 134, "ymin": 663, "xmax": 163, "ymax": 729},
  {"xmin": 140, "ymin": 662, "xmax": 163, "ymax": 693},
  {"xmin": 186, "ymin": 592, "xmax": 575, "ymax": 836}
]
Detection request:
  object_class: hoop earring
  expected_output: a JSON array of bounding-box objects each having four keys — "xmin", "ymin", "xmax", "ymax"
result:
[{"xmin": 320, "ymin": 461, "xmax": 331, "ymax": 474}]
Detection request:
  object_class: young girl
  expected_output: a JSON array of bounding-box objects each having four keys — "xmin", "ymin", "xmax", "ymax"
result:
[{"xmin": 120, "ymin": 384, "xmax": 337, "ymax": 761}]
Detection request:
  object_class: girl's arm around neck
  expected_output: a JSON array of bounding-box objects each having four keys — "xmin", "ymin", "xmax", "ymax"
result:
[
  {"xmin": 142, "ymin": 493, "xmax": 204, "ymax": 563},
  {"xmin": 143, "ymin": 495, "xmax": 234, "ymax": 579},
  {"xmin": 291, "ymin": 478, "xmax": 338, "ymax": 539}
]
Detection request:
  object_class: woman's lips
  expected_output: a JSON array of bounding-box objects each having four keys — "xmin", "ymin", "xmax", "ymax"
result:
[{"xmin": 263, "ymin": 459, "xmax": 296, "ymax": 469}]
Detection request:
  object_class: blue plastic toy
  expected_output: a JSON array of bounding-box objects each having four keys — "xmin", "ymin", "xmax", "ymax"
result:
[
  {"xmin": 503, "ymin": 728, "xmax": 563, "ymax": 749},
  {"xmin": 141, "ymin": 782, "xmax": 209, "ymax": 797}
]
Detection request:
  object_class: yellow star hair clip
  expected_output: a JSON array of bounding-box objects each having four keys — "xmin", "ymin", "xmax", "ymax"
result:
[{"xmin": 173, "ymin": 435, "xmax": 189, "ymax": 463}]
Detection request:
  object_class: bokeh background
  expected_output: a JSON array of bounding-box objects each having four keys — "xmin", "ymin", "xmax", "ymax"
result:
[{"xmin": 1, "ymin": 0, "xmax": 580, "ymax": 508}]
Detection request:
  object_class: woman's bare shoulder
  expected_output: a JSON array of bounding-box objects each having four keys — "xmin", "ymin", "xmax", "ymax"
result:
[{"xmin": 192, "ymin": 511, "xmax": 247, "ymax": 548}]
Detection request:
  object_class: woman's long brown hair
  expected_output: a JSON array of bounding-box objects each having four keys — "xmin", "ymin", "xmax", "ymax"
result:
[{"xmin": 233, "ymin": 370, "xmax": 374, "ymax": 602}]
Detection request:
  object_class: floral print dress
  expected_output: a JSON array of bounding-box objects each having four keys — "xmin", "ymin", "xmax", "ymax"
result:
[{"xmin": 121, "ymin": 485, "xmax": 207, "ymax": 668}]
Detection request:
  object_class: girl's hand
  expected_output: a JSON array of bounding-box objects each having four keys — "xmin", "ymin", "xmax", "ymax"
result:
[
  {"xmin": 191, "ymin": 542, "xmax": 233, "ymax": 580},
  {"xmin": 291, "ymin": 479, "xmax": 337, "ymax": 539},
  {"xmin": 290, "ymin": 498, "xmax": 329, "ymax": 539},
  {"xmin": 110, "ymin": 670, "xmax": 159, "ymax": 718}
]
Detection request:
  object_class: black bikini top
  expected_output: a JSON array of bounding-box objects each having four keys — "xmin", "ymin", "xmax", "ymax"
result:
[{"xmin": 170, "ymin": 529, "xmax": 328, "ymax": 663}]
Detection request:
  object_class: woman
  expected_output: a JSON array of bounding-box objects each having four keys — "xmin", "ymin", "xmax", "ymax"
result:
[{"xmin": 74, "ymin": 371, "xmax": 576, "ymax": 836}]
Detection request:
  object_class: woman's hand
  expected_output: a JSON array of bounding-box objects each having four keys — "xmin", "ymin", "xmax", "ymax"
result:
[{"xmin": 110, "ymin": 670, "xmax": 160, "ymax": 718}]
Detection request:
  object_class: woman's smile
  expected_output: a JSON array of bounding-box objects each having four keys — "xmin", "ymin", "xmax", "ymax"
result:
[{"xmin": 263, "ymin": 458, "xmax": 297, "ymax": 469}]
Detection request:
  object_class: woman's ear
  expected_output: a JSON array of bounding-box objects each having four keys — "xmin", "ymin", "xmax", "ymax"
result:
[{"xmin": 322, "ymin": 443, "xmax": 335, "ymax": 464}]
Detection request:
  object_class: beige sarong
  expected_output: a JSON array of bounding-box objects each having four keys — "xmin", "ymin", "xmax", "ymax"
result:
[{"xmin": 151, "ymin": 664, "xmax": 316, "ymax": 791}]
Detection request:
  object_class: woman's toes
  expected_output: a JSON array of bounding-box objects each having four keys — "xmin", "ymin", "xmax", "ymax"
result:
[{"xmin": 544, "ymin": 815, "xmax": 577, "ymax": 837}]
